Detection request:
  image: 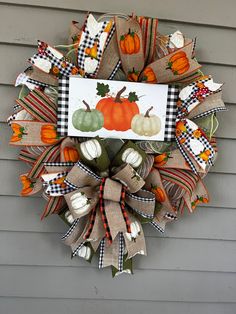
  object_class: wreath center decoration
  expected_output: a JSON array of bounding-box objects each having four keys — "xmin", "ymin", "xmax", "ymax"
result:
[{"xmin": 8, "ymin": 13, "xmax": 226, "ymax": 276}]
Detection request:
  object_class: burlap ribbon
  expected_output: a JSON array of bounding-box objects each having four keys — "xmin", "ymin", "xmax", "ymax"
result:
[{"xmin": 42, "ymin": 159, "xmax": 155, "ymax": 268}]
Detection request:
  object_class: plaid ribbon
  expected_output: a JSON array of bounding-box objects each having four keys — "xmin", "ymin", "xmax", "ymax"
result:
[{"xmin": 77, "ymin": 14, "xmax": 112, "ymax": 78}]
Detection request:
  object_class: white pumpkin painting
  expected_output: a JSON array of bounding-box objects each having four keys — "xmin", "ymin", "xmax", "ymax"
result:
[{"xmin": 68, "ymin": 77, "xmax": 169, "ymax": 141}]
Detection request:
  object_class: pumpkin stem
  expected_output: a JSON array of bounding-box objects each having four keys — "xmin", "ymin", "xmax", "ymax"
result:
[
  {"xmin": 114, "ymin": 86, "xmax": 126, "ymax": 103},
  {"xmin": 82, "ymin": 100, "xmax": 91, "ymax": 112},
  {"xmin": 144, "ymin": 106, "xmax": 154, "ymax": 117}
]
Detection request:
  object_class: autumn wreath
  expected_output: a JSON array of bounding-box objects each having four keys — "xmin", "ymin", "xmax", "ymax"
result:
[{"xmin": 8, "ymin": 13, "xmax": 226, "ymax": 276}]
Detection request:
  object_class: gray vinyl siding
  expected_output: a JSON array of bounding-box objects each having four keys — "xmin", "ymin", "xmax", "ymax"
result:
[{"xmin": 0, "ymin": 1, "xmax": 235, "ymax": 313}]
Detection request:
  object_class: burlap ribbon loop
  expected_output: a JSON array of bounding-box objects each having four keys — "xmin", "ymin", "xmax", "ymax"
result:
[{"xmin": 115, "ymin": 16, "xmax": 200, "ymax": 84}]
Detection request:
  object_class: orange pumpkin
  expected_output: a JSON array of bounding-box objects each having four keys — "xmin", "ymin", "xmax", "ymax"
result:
[
  {"xmin": 41, "ymin": 125, "xmax": 59, "ymax": 144},
  {"xmin": 154, "ymin": 152, "xmax": 171, "ymax": 167},
  {"xmin": 199, "ymin": 151, "xmax": 209, "ymax": 161},
  {"xmin": 95, "ymin": 86, "xmax": 139, "ymax": 131},
  {"xmin": 151, "ymin": 185, "xmax": 166, "ymax": 203},
  {"xmin": 20, "ymin": 175, "xmax": 34, "ymax": 196},
  {"xmin": 54, "ymin": 176, "xmax": 67, "ymax": 188},
  {"xmin": 167, "ymin": 51, "xmax": 190, "ymax": 75},
  {"xmin": 10, "ymin": 123, "xmax": 27, "ymax": 143},
  {"xmin": 128, "ymin": 68, "xmax": 140, "ymax": 82},
  {"xmin": 120, "ymin": 29, "xmax": 140, "ymax": 54},
  {"xmin": 63, "ymin": 146, "xmax": 80, "ymax": 162},
  {"xmin": 141, "ymin": 67, "xmax": 157, "ymax": 83}
]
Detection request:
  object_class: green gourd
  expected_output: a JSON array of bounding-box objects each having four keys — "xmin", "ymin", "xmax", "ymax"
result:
[{"xmin": 72, "ymin": 100, "xmax": 104, "ymax": 132}]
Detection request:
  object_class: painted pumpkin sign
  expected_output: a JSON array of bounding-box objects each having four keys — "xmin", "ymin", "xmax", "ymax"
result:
[{"xmin": 68, "ymin": 77, "xmax": 169, "ymax": 141}]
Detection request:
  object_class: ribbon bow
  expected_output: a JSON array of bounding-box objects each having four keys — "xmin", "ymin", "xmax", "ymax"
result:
[{"xmin": 41, "ymin": 141, "xmax": 156, "ymax": 272}]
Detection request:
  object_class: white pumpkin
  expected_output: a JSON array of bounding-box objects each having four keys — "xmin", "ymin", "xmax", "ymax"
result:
[
  {"xmin": 179, "ymin": 85, "xmax": 194, "ymax": 100},
  {"xmin": 64, "ymin": 211, "xmax": 75, "ymax": 224},
  {"xmin": 32, "ymin": 57, "xmax": 52, "ymax": 73},
  {"xmin": 121, "ymin": 148, "xmax": 143, "ymax": 168},
  {"xmin": 126, "ymin": 221, "xmax": 141, "ymax": 241},
  {"xmin": 14, "ymin": 109, "xmax": 33, "ymax": 121},
  {"xmin": 84, "ymin": 57, "xmax": 99, "ymax": 74},
  {"xmin": 70, "ymin": 192, "xmax": 90, "ymax": 215},
  {"xmin": 76, "ymin": 245, "xmax": 91, "ymax": 260},
  {"xmin": 47, "ymin": 46, "xmax": 63, "ymax": 60},
  {"xmin": 169, "ymin": 30, "xmax": 184, "ymax": 49},
  {"xmin": 204, "ymin": 78, "xmax": 222, "ymax": 92},
  {"xmin": 131, "ymin": 106, "xmax": 161, "ymax": 137},
  {"xmin": 80, "ymin": 139, "xmax": 102, "ymax": 160}
]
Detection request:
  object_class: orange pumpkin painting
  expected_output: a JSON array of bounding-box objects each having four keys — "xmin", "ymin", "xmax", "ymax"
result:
[
  {"xmin": 41, "ymin": 125, "xmax": 59, "ymax": 144},
  {"xmin": 151, "ymin": 185, "xmax": 166, "ymax": 203},
  {"xmin": 154, "ymin": 152, "xmax": 171, "ymax": 167},
  {"xmin": 63, "ymin": 146, "xmax": 80, "ymax": 162},
  {"xmin": 142, "ymin": 67, "xmax": 157, "ymax": 83},
  {"xmin": 95, "ymin": 86, "xmax": 139, "ymax": 131},
  {"xmin": 128, "ymin": 68, "xmax": 140, "ymax": 82},
  {"xmin": 20, "ymin": 175, "xmax": 34, "ymax": 196},
  {"xmin": 167, "ymin": 51, "xmax": 190, "ymax": 75},
  {"xmin": 10, "ymin": 123, "xmax": 27, "ymax": 143},
  {"xmin": 120, "ymin": 29, "xmax": 140, "ymax": 54}
]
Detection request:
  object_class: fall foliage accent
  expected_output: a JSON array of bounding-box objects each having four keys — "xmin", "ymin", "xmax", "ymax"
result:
[
  {"xmin": 141, "ymin": 67, "xmax": 157, "ymax": 83},
  {"xmin": 52, "ymin": 66, "xmax": 60, "ymax": 74},
  {"xmin": 10, "ymin": 123, "xmax": 27, "ymax": 142},
  {"xmin": 191, "ymin": 195, "xmax": 209, "ymax": 210},
  {"xmin": 95, "ymin": 86, "xmax": 139, "ymax": 131},
  {"xmin": 193, "ymin": 129, "xmax": 202, "ymax": 138},
  {"xmin": 199, "ymin": 150, "xmax": 211, "ymax": 161},
  {"xmin": 63, "ymin": 147, "xmax": 80, "ymax": 162},
  {"xmin": 167, "ymin": 51, "xmax": 190, "ymax": 75},
  {"xmin": 120, "ymin": 29, "xmax": 140, "ymax": 54},
  {"xmin": 176, "ymin": 120, "xmax": 187, "ymax": 136},
  {"xmin": 20, "ymin": 175, "xmax": 34, "ymax": 196},
  {"xmin": 85, "ymin": 41, "xmax": 98, "ymax": 59},
  {"xmin": 41, "ymin": 125, "xmax": 59, "ymax": 144}
]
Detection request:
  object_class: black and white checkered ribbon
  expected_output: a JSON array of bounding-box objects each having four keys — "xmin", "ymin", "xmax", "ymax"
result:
[
  {"xmin": 29, "ymin": 41, "xmax": 78, "ymax": 77},
  {"xmin": 77, "ymin": 14, "xmax": 110, "ymax": 77}
]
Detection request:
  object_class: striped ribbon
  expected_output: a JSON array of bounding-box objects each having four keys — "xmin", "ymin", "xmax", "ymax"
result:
[
  {"xmin": 136, "ymin": 16, "xmax": 158, "ymax": 65},
  {"xmin": 28, "ymin": 143, "xmax": 60, "ymax": 178},
  {"xmin": 16, "ymin": 88, "xmax": 57, "ymax": 123}
]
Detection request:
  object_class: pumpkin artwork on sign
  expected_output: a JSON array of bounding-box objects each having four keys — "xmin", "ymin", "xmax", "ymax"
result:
[
  {"xmin": 8, "ymin": 12, "xmax": 226, "ymax": 277},
  {"xmin": 72, "ymin": 100, "xmax": 104, "ymax": 132},
  {"xmin": 120, "ymin": 29, "xmax": 140, "ymax": 54},
  {"xmin": 95, "ymin": 83, "xmax": 140, "ymax": 131},
  {"xmin": 131, "ymin": 106, "xmax": 161, "ymax": 136}
]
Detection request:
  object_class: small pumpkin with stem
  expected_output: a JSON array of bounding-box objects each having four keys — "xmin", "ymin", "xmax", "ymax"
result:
[
  {"xmin": 72, "ymin": 100, "xmax": 104, "ymax": 132},
  {"xmin": 120, "ymin": 29, "xmax": 140, "ymax": 54},
  {"xmin": 131, "ymin": 106, "xmax": 161, "ymax": 136}
]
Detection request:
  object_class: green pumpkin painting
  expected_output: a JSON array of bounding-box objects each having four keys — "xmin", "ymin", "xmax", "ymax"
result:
[{"xmin": 72, "ymin": 100, "xmax": 104, "ymax": 132}]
